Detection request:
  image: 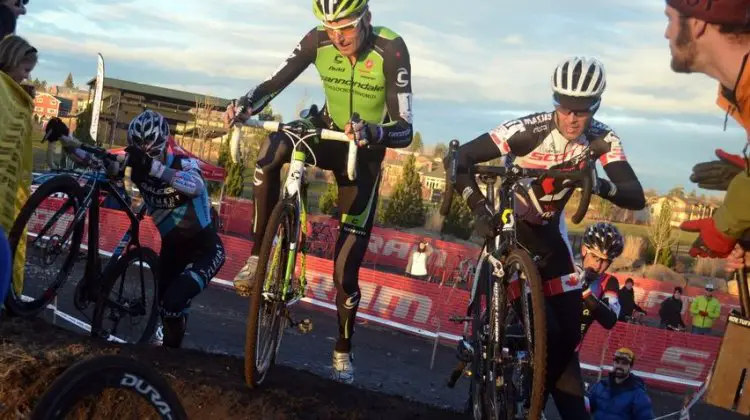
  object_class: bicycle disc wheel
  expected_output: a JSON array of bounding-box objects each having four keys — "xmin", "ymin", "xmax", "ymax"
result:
[
  {"xmin": 245, "ymin": 200, "xmax": 296, "ymax": 387},
  {"xmin": 91, "ymin": 248, "xmax": 160, "ymax": 344},
  {"xmin": 5, "ymin": 175, "xmax": 85, "ymax": 317},
  {"xmin": 503, "ymin": 248, "xmax": 547, "ymax": 420},
  {"xmin": 30, "ymin": 355, "xmax": 188, "ymax": 420}
]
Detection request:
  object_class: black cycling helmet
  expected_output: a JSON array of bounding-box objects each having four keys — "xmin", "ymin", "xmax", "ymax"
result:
[{"xmin": 582, "ymin": 222, "xmax": 624, "ymax": 260}]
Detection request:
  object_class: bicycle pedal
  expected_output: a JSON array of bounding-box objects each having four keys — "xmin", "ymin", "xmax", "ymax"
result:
[
  {"xmin": 290, "ymin": 318, "xmax": 313, "ymax": 334},
  {"xmin": 449, "ymin": 316, "xmax": 471, "ymax": 323}
]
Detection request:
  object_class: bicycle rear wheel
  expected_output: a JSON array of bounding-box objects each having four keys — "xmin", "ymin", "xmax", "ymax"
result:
[
  {"xmin": 245, "ymin": 200, "xmax": 296, "ymax": 387},
  {"xmin": 5, "ymin": 175, "xmax": 85, "ymax": 317},
  {"xmin": 501, "ymin": 249, "xmax": 547, "ymax": 420},
  {"xmin": 30, "ymin": 355, "xmax": 188, "ymax": 420},
  {"xmin": 91, "ymin": 247, "xmax": 160, "ymax": 344}
]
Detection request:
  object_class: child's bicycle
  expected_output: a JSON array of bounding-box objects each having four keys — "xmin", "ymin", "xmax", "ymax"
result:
[{"xmin": 230, "ymin": 107, "xmax": 359, "ymax": 387}]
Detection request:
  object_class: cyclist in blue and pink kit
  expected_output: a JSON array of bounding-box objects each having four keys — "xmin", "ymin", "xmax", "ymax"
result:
[{"xmin": 45, "ymin": 112, "xmax": 225, "ymax": 348}]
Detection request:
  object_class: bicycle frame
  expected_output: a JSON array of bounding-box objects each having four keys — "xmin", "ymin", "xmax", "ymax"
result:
[
  {"xmin": 260, "ymin": 130, "xmax": 320, "ymax": 306},
  {"xmin": 32, "ymin": 168, "xmax": 147, "ymax": 305}
]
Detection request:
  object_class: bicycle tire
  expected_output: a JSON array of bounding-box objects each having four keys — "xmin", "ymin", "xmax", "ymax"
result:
[
  {"xmin": 5, "ymin": 175, "xmax": 85, "ymax": 317},
  {"xmin": 245, "ymin": 199, "xmax": 296, "ymax": 388},
  {"xmin": 505, "ymin": 248, "xmax": 547, "ymax": 420},
  {"xmin": 468, "ymin": 259, "xmax": 493, "ymax": 419},
  {"xmin": 91, "ymin": 247, "xmax": 160, "ymax": 344},
  {"xmin": 30, "ymin": 355, "xmax": 188, "ymax": 420}
]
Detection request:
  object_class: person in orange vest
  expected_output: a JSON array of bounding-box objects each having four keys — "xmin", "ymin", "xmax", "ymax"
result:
[{"xmin": 663, "ymin": 0, "xmax": 750, "ymax": 271}]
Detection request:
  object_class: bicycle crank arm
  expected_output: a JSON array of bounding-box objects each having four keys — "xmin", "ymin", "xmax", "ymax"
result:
[
  {"xmin": 285, "ymin": 313, "xmax": 314, "ymax": 334},
  {"xmin": 447, "ymin": 361, "xmax": 467, "ymax": 388}
]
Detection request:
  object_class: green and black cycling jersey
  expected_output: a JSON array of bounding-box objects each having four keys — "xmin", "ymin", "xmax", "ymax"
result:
[{"xmin": 244, "ymin": 25, "xmax": 413, "ymax": 147}]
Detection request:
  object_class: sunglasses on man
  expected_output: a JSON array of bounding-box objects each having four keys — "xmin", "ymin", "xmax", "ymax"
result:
[{"xmin": 15, "ymin": 0, "xmax": 29, "ymax": 7}]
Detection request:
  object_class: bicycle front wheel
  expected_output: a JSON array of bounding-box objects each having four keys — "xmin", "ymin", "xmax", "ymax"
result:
[
  {"xmin": 245, "ymin": 200, "xmax": 297, "ymax": 387},
  {"xmin": 31, "ymin": 355, "xmax": 188, "ymax": 420},
  {"xmin": 91, "ymin": 247, "xmax": 160, "ymax": 344},
  {"xmin": 5, "ymin": 175, "xmax": 85, "ymax": 317},
  {"xmin": 502, "ymin": 249, "xmax": 547, "ymax": 420}
]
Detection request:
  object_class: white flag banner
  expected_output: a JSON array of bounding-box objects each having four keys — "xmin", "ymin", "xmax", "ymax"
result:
[{"xmin": 90, "ymin": 53, "xmax": 104, "ymax": 144}]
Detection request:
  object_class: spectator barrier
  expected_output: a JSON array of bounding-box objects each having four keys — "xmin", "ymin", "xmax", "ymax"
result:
[{"xmin": 25, "ymin": 196, "xmax": 735, "ymax": 393}]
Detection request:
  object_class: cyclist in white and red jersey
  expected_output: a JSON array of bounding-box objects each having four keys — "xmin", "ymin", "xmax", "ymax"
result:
[{"xmin": 447, "ymin": 57, "xmax": 646, "ymax": 419}]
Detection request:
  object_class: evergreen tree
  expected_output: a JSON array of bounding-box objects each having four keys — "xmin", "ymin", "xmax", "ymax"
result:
[
  {"xmin": 382, "ymin": 155, "xmax": 426, "ymax": 227},
  {"xmin": 441, "ymin": 193, "xmax": 473, "ymax": 239},
  {"xmin": 433, "ymin": 142, "xmax": 447, "ymax": 158},
  {"xmin": 64, "ymin": 73, "xmax": 75, "ymax": 89},
  {"xmin": 319, "ymin": 182, "xmax": 338, "ymax": 215},
  {"xmin": 225, "ymin": 161, "xmax": 245, "ymax": 197},
  {"xmin": 73, "ymin": 103, "xmax": 95, "ymax": 144},
  {"xmin": 408, "ymin": 131, "xmax": 424, "ymax": 153}
]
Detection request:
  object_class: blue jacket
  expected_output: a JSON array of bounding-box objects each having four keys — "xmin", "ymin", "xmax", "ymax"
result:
[{"xmin": 587, "ymin": 373, "xmax": 654, "ymax": 420}]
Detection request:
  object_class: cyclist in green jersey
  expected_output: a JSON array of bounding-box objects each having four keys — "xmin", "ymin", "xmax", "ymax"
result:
[{"xmin": 224, "ymin": 0, "xmax": 413, "ymax": 384}]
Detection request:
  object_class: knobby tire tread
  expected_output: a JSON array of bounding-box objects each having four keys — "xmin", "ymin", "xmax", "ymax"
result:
[{"xmin": 244, "ymin": 200, "xmax": 295, "ymax": 388}]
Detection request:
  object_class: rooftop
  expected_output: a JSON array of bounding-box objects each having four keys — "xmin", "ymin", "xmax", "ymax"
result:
[{"xmin": 86, "ymin": 77, "xmax": 232, "ymax": 108}]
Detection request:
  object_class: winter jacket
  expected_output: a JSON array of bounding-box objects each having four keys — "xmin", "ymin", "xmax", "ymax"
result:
[
  {"xmin": 587, "ymin": 372, "xmax": 654, "ymax": 420},
  {"xmin": 659, "ymin": 296, "xmax": 685, "ymax": 329},
  {"xmin": 690, "ymin": 295, "xmax": 721, "ymax": 329}
]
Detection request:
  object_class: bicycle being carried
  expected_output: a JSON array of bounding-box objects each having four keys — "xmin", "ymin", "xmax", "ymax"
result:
[
  {"xmin": 5, "ymin": 136, "xmax": 160, "ymax": 343},
  {"xmin": 231, "ymin": 106, "xmax": 361, "ymax": 387},
  {"xmin": 441, "ymin": 140, "xmax": 596, "ymax": 419}
]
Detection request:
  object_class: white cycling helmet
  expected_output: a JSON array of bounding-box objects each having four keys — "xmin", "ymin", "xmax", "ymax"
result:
[
  {"xmin": 127, "ymin": 110, "xmax": 170, "ymax": 158},
  {"xmin": 551, "ymin": 57, "xmax": 606, "ymax": 111}
]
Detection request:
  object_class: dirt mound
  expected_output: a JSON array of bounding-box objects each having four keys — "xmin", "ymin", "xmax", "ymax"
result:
[{"xmin": 0, "ymin": 318, "xmax": 462, "ymax": 420}]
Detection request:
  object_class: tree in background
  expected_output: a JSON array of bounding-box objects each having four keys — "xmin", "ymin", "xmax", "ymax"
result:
[
  {"xmin": 64, "ymin": 73, "xmax": 75, "ymax": 89},
  {"xmin": 408, "ymin": 131, "xmax": 423, "ymax": 154},
  {"xmin": 441, "ymin": 193, "xmax": 473, "ymax": 239},
  {"xmin": 319, "ymin": 182, "xmax": 338, "ymax": 215},
  {"xmin": 648, "ymin": 198, "xmax": 679, "ymax": 265},
  {"xmin": 667, "ymin": 186, "xmax": 685, "ymax": 198},
  {"xmin": 598, "ymin": 196, "xmax": 614, "ymax": 221},
  {"xmin": 382, "ymin": 154, "xmax": 425, "ymax": 227},
  {"xmin": 73, "ymin": 103, "xmax": 95, "ymax": 144},
  {"xmin": 31, "ymin": 78, "xmax": 47, "ymax": 92},
  {"xmin": 433, "ymin": 142, "xmax": 447, "ymax": 159},
  {"xmin": 224, "ymin": 160, "xmax": 245, "ymax": 197}
]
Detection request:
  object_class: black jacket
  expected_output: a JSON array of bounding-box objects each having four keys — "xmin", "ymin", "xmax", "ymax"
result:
[
  {"xmin": 659, "ymin": 296, "xmax": 685, "ymax": 329},
  {"xmin": 618, "ymin": 287, "xmax": 646, "ymax": 320},
  {"xmin": 0, "ymin": 4, "xmax": 17, "ymax": 39}
]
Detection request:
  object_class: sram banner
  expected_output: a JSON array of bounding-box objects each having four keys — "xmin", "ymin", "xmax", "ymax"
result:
[
  {"xmin": 579, "ymin": 322, "xmax": 720, "ymax": 392},
  {"xmin": 609, "ymin": 275, "xmax": 740, "ymax": 331}
]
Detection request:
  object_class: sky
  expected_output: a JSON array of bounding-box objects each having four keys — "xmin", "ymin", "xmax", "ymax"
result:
[{"xmin": 16, "ymin": 0, "xmax": 747, "ymax": 194}]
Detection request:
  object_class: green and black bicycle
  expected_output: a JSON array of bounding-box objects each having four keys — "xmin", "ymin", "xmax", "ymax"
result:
[{"xmin": 230, "ymin": 106, "xmax": 359, "ymax": 387}]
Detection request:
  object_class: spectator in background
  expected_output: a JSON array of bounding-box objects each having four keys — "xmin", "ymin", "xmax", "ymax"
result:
[
  {"xmin": 0, "ymin": 0, "xmax": 26, "ymax": 38},
  {"xmin": 405, "ymin": 238, "xmax": 432, "ymax": 281},
  {"xmin": 659, "ymin": 286, "xmax": 686, "ymax": 331},
  {"xmin": 690, "ymin": 283, "xmax": 721, "ymax": 335},
  {"xmin": 586, "ymin": 348, "xmax": 654, "ymax": 420},
  {"xmin": 617, "ymin": 278, "xmax": 648, "ymax": 322}
]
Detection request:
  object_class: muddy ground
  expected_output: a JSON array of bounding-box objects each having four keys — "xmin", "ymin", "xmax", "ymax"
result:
[{"xmin": 0, "ymin": 317, "xmax": 462, "ymax": 420}]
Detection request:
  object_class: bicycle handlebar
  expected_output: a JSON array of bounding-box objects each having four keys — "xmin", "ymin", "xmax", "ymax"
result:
[
  {"xmin": 439, "ymin": 139, "xmax": 595, "ymax": 224},
  {"xmin": 47, "ymin": 135, "xmax": 125, "ymax": 171},
  {"xmin": 230, "ymin": 113, "xmax": 358, "ymax": 181}
]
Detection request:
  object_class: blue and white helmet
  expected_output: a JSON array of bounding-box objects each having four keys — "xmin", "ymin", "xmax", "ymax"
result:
[{"xmin": 127, "ymin": 110, "xmax": 170, "ymax": 157}]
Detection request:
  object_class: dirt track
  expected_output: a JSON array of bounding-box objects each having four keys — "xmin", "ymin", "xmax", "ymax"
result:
[{"xmin": 0, "ymin": 317, "xmax": 463, "ymax": 420}]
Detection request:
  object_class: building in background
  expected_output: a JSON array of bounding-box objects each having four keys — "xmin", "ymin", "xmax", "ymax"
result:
[
  {"xmin": 33, "ymin": 92, "xmax": 73, "ymax": 125},
  {"xmin": 648, "ymin": 195, "xmax": 720, "ymax": 227}
]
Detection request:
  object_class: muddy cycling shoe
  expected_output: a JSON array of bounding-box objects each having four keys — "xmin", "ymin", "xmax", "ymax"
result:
[
  {"xmin": 233, "ymin": 256, "xmax": 259, "ymax": 297},
  {"xmin": 331, "ymin": 351, "xmax": 354, "ymax": 384}
]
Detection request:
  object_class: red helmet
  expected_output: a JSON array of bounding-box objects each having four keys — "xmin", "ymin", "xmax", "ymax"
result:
[{"xmin": 666, "ymin": 0, "xmax": 750, "ymax": 26}]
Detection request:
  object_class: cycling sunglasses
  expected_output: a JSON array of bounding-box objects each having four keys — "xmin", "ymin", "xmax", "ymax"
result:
[
  {"xmin": 15, "ymin": 0, "xmax": 29, "ymax": 6},
  {"xmin": 321, "ymin": 11, "xmax": 366, "ymax": 35}
]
